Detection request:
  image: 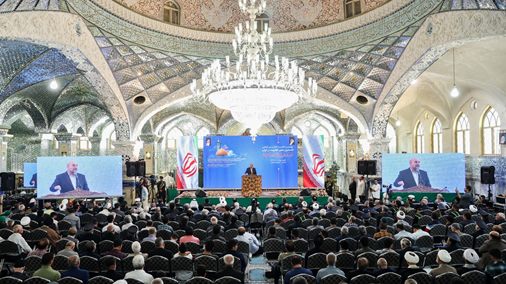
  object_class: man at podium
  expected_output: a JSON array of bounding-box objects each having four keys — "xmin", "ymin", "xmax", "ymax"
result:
[
  {"xmin": 393, "ymin": 157, "xmax": 431, "ymax": 189},
  {"xmin": 245, "ymin": 163, "xmax": 257, "ymax": 176}
]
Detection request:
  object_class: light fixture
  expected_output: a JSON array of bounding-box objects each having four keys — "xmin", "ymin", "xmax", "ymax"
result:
[
  {"xmin": 49, "ymin": 79, "xmax": 58, "ymax": 90},
  {"xmin": 450, "ymin": 48, "xmax": 459, "ymax": 98},
  {"xmin": 191, "ymin": 0, "xmax": 317, "ymax": 132},
  {"xmin": 395, "ymin": 119, "xmax": 401, "ymax": 127},
  {"xmin": 145, "ymin": 151, "xmax": 152, "ymax": 159},
  {"xmin": 348, "ymin": 149, "xmax": 355, "ymax": 158},
  {"xmin": 410, "ymin": 79, "xmax": 417, "ymax": 85}
]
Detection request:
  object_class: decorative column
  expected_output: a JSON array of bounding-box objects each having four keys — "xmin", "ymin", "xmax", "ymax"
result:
[
  {"xmin": 54, "ymin": 133, "xmax": 73, "ymax": 156},
  {"xmin": 368, "ymin": 137, "xmax": 391, "ymax": 174},
  {"xmin": 0, "ymin": 127, "xmax": 13, "ymax": 172},
  {"xmin": 111, "ymin": 140, "xmax": 139, "ymax": 205},
  {"xmin": 89, "ymin": 136, "xmax": 101, "ymax": 156},
  {"xmin": 39, "ymin": 132, "xmax": 55, "ymax": 156},
  {"xmin": 139, "ymin": 134, "xmax": 160, "ymax": 176},
  {"xmin": 343, "ymin": 133, "xmax": 361, "ymax": 174}
]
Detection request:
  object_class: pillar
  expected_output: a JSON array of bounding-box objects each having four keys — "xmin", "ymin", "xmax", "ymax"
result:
[
  {"xmin": 0, "ymin": 127, "xmax": 13, "ymax": 172},
  {"xmin": 89, "ymin": 137, "xmax": 101, "ymax": 156},
  {"xmin": 343, "ymin": 133, "xmax": 361, "ymax": 174},
  {"xmin": 111, "ymin": 141, "xmax": 138, "ymax": 205},
  {"xmin": 368, "ymin": 137, "xmax": 391, "ymax": 175},
  {"xmin": 139, "ymin": 134, "xmax": 160, "ymax": 176}
]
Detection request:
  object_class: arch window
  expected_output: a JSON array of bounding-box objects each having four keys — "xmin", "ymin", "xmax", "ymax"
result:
[
  {"xmin": 386, "ymin": 123, "xmax": 396, "ymax": 153},
  {"xmin": 314, "ymin": 126, "xmax": 330, "ymax": 148},
  {"xmin": 482, "ymin": 107, "xmax": 501, "ymax": 155},
  {"xmin": 196, "ymin": 127, "xmax": 210, "ymax": 149},
  {"xmin": 456, "ymin": 113, "xmax": 470, "ymax": 154},
  {"xmin": 345, "ymin": 0, "xmax": 362, "ymax": 18},
  {"xmin": 255, "ymin": 13, "xmax": 270, "ymax": 33},
  {"xmin": 415, "ymin": 121, "xmax": 424, "ymax": 153},
  {"xmin": 432, "ymin": 118, "xmax": 443, "ymax": 153},
  {"xmin": 164, "ymin": 1, "xmax": 180, "ymax": 25},
  {"xmin": 166, "ymin": 127, "xmax": 183, "ymax": 148}
]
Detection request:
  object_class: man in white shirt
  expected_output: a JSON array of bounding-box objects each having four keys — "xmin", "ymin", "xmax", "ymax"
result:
[
  {"xmin": 125, "ymin": 255, "xmax": 154, "ymax": 284},
  {"xmin": 263, "ymin": 203, "xmax": 278, "ymax": 222},
  {"xmin": 411, "ymin": 224, "xmax": 430, "ymax": 240},
  {"xmin": 102, "ymin": 214, "xmax": 120, "ymax": 234},
  {"xmin": 8, "ymin": 225, "xmax": 32, "ymax": 254},
  {"xmin": 235, "ymin": 226, "xmax": 263, "ymax": 256},
  {"xmin": 394, "ymin": 223, "xmax": 414, "ymax": 240},
  {"xmin": 316, "ymin": 253, "xmax": 346, "ymax": 282}
]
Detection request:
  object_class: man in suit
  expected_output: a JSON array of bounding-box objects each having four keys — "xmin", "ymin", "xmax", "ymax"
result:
[
  {"xmin": 393, "ymin": 158, "xmax": 431, "ymax": 189},
  {"xmin": 244, "ymin": 163, "xmax": 257, "ymax": 175},
  {"xmin": 50, "ymin": 160, "xmax": 89, "ymax": 193},
  {"xmin": 215, "ymin": 254, "xmax": 244, "ymax": 283}
]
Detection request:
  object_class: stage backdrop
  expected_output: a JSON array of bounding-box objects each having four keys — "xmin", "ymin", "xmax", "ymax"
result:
[
  {"xmin": 382, "ymin": 153, "xmax": 466, "ymax": 192},
  {"xmin": 302, "ymin": 135, "xmax": 325, "ymax": 188},
  {"xmin": 203, "ymin": 135, "xmax": 298, "ymax": 189},
  {"xmin": 23, "ymin": 163, "xmax": 37, "ymax": 188},
  {"xmin": 37, "ymin": 156, "xmax": 123, "ymax": 199},
  {"xmin": 177, "ymin": 136, "xmax": 199, "ymax": 189}
]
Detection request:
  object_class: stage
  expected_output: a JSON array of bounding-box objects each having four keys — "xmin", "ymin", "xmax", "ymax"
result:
[{"xmin": 174, "ymin": 189, "xmax": 329, "ymax": 208}]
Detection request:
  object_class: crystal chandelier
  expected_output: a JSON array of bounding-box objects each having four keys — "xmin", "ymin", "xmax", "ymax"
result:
[{"xmin": 191, "ymin": 0, "xmax": 317, "ymax": 131}]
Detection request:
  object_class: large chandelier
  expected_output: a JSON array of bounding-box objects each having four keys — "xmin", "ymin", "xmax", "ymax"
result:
[{"xmin": 191, "ymin": 0, "xmax": 317, "ymax": 131}]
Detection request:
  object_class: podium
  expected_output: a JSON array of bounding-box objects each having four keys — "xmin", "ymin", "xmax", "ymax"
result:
[{"xmin": 242, "ymin": 175, "xmax": 262, "ymax": 197}]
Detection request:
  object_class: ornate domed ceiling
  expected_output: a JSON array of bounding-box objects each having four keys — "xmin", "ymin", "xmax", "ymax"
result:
[{"xmin": 114, "ymin": 0, "xmax": 390, "ymax": 33}]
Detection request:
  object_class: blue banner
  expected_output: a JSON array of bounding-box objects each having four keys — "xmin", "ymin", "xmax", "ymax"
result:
[{"xmin": 203, "ymin": 135, "xmax": 298, "ymax": 188}]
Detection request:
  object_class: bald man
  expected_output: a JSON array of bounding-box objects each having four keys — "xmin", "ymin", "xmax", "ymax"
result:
[
  {"xmin": 393, "ymin": 158, "xmax": 431, "ymax": 189},
  {"xmin": 50, "ymin": 161, "xmax": 89, "ymax": 193}
]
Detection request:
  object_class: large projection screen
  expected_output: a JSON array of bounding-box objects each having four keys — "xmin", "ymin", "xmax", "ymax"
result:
[
  {"xmin": 382, "ymin": 153, "xmax": 465, "ymax": 192},
  {"xmin": 203, "ymin": 135, "xmax": 298, "ymax": 189},
  {"xmin": 37, "ymin": 156, "xmax": 123, "ymax": 199}
]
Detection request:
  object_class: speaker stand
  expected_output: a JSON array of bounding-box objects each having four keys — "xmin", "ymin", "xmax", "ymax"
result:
[{"xmin": 488, "ymin": 184, "xmax": 493, "ymax": 202}]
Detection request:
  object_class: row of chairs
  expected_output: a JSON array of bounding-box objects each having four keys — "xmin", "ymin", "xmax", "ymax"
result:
[
  {"xmin": 0, "ymin": 275, "xmax": 242, "ymax": 284},
  {"xmin": 277, "ymin": 249, "xmax": 506, "ymax": 274},
  {"xmin": 74, "ymin": 238, "xmax": 250, "ymax": 255},
  {"xmin": 22, "ymin": 254, "xmax": 242, "ymax": 275},
  {"xmin": 290, "ymin": 270, "xmax": 506, "ymax": 284}
]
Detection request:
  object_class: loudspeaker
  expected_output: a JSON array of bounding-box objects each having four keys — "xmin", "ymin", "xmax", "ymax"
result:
[
  {"xmin": 126, "ymin": 161, "xmax": 137, "ymax": 177},
  {"xmin": 481, "ymin": 166, "xmax": 495, "ymax": 184},
  {"xmin": 357, "ymin": 160, "xmax": 377, "ymax": 175},
  {"xmin": 0, "ymin": 172, "xmax": 16, "ymax": 192},
  {"xmin": 195, "ymin": 189, "xmax": 207, "ymax": 198},
  {"xmin": 126, "ymin": 161, "xmax": 146, "ymax": 177},
  {"xmin": 136, "ymin": 161, "xmax": 146, "ymax": 177},
  {"xmin": 300, "ymin": 188, "xmax": 311, "ymax": 196}
]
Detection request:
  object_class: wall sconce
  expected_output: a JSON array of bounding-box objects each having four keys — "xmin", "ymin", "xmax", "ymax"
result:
[
  {"xmin": 348, "ymin": 149, "xmax": 355, "ymax": 158},
  {"xmin": 145, "ymin": 151, "xmax": 152, "ymax": 159}
]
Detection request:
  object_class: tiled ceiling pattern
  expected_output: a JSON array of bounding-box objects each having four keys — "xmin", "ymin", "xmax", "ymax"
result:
[
  {"xmin": 440, "ymin": 0, "xmax": 506, "ymax": 10},
  {"xmin": 0, "ymin": 0, "xmax": 61, "ymax": 12},
  {"xmin": 0, "ymin": 40, "xmax": 108, "ymax": 129},
  {"xmin": 91, "ymin": 27, "xmax": 203, "ymax": 102},
  {"xmin": 94, "ymin": 23, "xmax": 421, "ymax": 106}
]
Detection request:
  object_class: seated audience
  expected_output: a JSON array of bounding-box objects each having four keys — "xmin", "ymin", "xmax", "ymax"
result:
[
  {"xmin": 458, "ymin": 248, "xmax": 480, "ymax": 274},
  {"xmin": 102, "ymin": 256, "xmax": 124, "ymax": 281},
  {"xmin": 33, "ymin": 253, "xmax": 61, "ymax": 282},
  {"xmin": 235, "ymin": 226, "xmax": 263, "ymax": 256},
  {"xmin": 124, "ymin": 255, "xmax": 154, "ymax": 284},
  {"xmin": 179, "ymin": 227, "xmax": 200, "ymax": 245},
  {"xmin": 400, "ymin": 251, "xmax": 424, "ymax": 281},
  {"xmin": 104, "ymin": 238, "xmax": 128, "ymax": 258},
  {"xmin": 479, "ymin": 231, "xmax": 506, "ymax": 268},
  {"xmin": 374, "ymin": 223, "xmax": 393, "ymax": 239},
  {"xmin": 355, "ymin": 236, "xmax": 375, "ymax": 256},
  {"xmin": 430, "ymin": 249, "xmax": 457, "ymax": 277},
  {"xmin": 61, "ymin": 255, "xmax": 90, "ymax": 284},
  {"xmin": 227, "ymin": 239, "xmax": 247, "ymax": 272},
  {"xmin": 143, "ymin": 227, "xmax": 157, "ymax": 242},
  {"xmin": 394, "ymin": 223, "xmax": 414, "ymax": 240},
  {"xmin": 347, "ymin": 257, "xmax": 370, "ymax": 280},
  {"xmin": 485, "ymin": 249, "xmax": 506, "ymax": 278},
  {"xmin": 316, "ymin": 252, "xmax": 346, "ymax": 282},
  {"xmin": 29, "ymin": 238, "xmax": 50, "ymax": 257},
  {"xmin": 8, "ymin": 225, "xmax": 32, "ymax": 254},
  {"xmin": 216, "ymin": 254, "xmax": 245, "ymax": 283},
  {"xmin": 373, "ymin": 257, "xmax": 394, "ymax": 276},
  {"xmin": 9, "ymin": 260, "xmax": 29, "ymax": 281},
  {"xmin": 284, "ymin": 256, "xmax": 312, "ymax": 284},
  {"xmin": 58, "ymin": 241, "xmax": 78, "ymax": 258}
]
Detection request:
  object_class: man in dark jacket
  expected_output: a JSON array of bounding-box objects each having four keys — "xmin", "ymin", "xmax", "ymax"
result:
[
  {"xmin": 215, "ymin": 254, "xmax": 244, "ymax": 283},
  {"xmin": 148, "ymin": 237, "xmax": 173, "ymax": 259},
  {"xmin": 61, "ymin": 256, "xmax": 89, "ymax": 284}
]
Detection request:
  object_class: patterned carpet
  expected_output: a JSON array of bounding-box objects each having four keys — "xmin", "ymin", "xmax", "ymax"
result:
[{"xmin": 246, "ymin": 256, "xmax": 273, "ymax": 283}]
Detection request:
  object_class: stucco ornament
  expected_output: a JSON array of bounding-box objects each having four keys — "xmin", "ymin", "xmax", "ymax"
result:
[
  {"xmin": 201, "ymin": 0, "xmax": 233, "ymax": 29},
  {"xmin": 123, "ymin": 0, "xmax": 141, "ymax": 7},
  {"xmin": 291, "ymin": 0, "xmax": 323, "ymax": 26}
]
